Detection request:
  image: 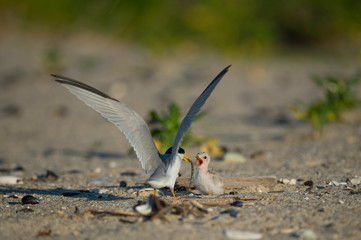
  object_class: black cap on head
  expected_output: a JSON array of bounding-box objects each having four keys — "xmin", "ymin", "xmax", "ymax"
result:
[{"xmin": 165, "ymin": 147, "xmax": 185, "ymax": 154}]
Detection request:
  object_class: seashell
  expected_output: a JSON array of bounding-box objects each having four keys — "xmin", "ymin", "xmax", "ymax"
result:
[
  {"xmin": 134, "ymin": 202, "xmax": 152, "ymax": 216},
  {"xmin": 349, "ymin": 177, "xmax": 361, "ymax": 185},
  {"xmin": 22, "ymin": 195, "xmax": 40, "ymax": 204}
]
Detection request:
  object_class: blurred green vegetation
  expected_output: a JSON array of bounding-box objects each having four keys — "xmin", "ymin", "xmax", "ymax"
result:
[
  {"xmin": 1, "ymin": 1, "xmax": 361, "ymax": 54},
  {"xmin": 290, "ymin": 71, "xmax": 361, "ymax": 131},
  {"xmin": 148, "ymin": 103, "xmax": 207, "ymax": 153}
]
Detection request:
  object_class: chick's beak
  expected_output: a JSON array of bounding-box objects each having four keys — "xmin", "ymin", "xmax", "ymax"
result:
[{"xmin": 196, "ymin": 157, "xmax": 203, "ymax": 167}]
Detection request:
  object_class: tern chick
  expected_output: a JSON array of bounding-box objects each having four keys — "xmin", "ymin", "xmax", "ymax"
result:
[{"xmin": 194, "ymin": 152, "xmax": 224, "ymax": 195}]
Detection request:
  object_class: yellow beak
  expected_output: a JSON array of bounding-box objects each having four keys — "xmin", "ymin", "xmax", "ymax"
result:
[{"xmin": 182, "ymin": 155, "xmax": 191, "ymax": 163}]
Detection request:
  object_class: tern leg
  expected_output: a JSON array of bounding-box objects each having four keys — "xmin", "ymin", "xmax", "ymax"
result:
[
  {"xmin": 154, "ymin": 188, "xmax": 157, "ymax": 196},
  {"xmin": 171, "ymin": 189, "xmax": 178, "ymax": 201}
]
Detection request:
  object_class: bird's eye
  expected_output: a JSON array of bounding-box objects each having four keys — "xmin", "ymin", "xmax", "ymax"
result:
[{"xmin": 204, "ymin": 156, "xmax": 207, "ymax": 159}]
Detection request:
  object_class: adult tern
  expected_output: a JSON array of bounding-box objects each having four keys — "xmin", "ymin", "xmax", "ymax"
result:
[
  {"xmin": 194, "ymin": 152, "xmax": 224, "ymax": 195},
  {"xmin": 52, "ymin": 65, "xmax": 230, "ymax": 200}
]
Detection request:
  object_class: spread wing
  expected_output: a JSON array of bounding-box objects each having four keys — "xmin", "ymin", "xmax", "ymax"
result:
[
  {"xmin": 52, "ymin": 74, "xmax": 162, "ymax": 175},
  {"xmin": 166, "ymin": 65, "xmax": 231, "ymax": 170}
]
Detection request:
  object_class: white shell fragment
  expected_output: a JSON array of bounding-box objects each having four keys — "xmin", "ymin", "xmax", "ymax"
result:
[
  {"xmin": 0, "ymin": 176, "xmax": 23, "ymax": 185},
  {"xmin": 223, "ymin": 230, "xmax": 263, "ymax": 239},
  {"xmin": 328, "ymin": 181, "xmax": 347, "ymax": 186},
  {"xmin": 131, "ymin": 188, "xmax": 164, "ymax": 197},
  {"xmin": 135, "ymin": 202, "xmax": 152, "ymax": 216},
  {"xmin": 349, "ymin": 176, "xmax": 361, "ymax": 185},
  {"xmin": 279, "ymin": 178, "xmax": 296, "ymax": 185},
  {"xmin": 296, "ymin": 229, "xmax": 317, "ymax": 240}
]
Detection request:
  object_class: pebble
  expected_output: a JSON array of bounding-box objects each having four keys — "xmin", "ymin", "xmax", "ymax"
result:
[
  {"xmin": 0, "ymin": 175, "xmax": 23, "ymax": 184},
  {"xmin": 223, "ymin": 152, "xmax": 247, "ymax": 163},
  {"xmin": 230, "ymin": 201, "xmax": 244, "ymax": 207},
  {"xmin": 119, "ymin": 180, "xmax": 127, "ymax": 187},
  {"xmin": 223, "ymin": 229, "xmax": 263, "ymax": 239},
  {"xmin": 304, "ymin": 180, "xmax": 314, "ymax": 186},
  {"xmin": 22, "ymin": 195, "xmax": 40, "ymax": 204}
]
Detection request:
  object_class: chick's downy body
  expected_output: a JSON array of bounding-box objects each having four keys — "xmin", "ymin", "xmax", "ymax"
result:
[{"xmin": 194, "ymin": 152, "xmax": 224, "ymax": 195}]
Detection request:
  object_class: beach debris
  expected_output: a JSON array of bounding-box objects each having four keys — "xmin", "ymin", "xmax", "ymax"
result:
[
  {"xmin": 279, "ymin": 178, "xmax": 297, "ymax": 185},
  {"xmin": 120, "ymin": 180, "xmax": 127, "ymax": 187},
  {"xmin": 0, "ymin": 175, "xmax": 23, "ymax": 184},
  {"xmin": 22, "ymin": 195, "xmax": 40, "ymax": 205},
  {"xmin": 291, "ymin": 229, "xmax": 317, "ymax": 240},
  {"xmin": 348, "ymin": 176, "xmax": 361, "ymax": 185},
  {"xmin": 328, "ymin": 181, "xmax": 347, "ymax": 186},
  {"xmin": 223, "ymin": 229, "xmax": 263, "ymax": 239},
  {"xmin": 223, "ymin": 152, "xmax": 247, "ymax": 163},
  {"xmin": 131, "ymin": 188, "xmax": 164, "ymax": 197}
]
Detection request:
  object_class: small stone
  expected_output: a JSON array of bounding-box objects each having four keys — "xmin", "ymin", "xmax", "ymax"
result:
[
  {"xmin": 119, "ymin": 180, "xmax": 127, "ymax": 187},
  {"xmin": 230, "ymin": 201, "xmax": 244, "ymax": 207},
  {"xmin": 223, "ymin": 229, "xmax": 262, "ymax": 239},
  {"xmin": 304, "ymin": 180, "xmax": 314, "ymax": 186},
  {"xmin": 22, "ymin": 195, "xmax": 40, "ymax": 204}
]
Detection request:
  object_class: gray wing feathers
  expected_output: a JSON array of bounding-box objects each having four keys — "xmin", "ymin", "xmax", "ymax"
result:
[
  {"xmin": 167, "ymin": 65, "xmax": 231, "ymax": 170},
  {"xmin": 53, "ymin": 76, "xmax": 162, "ymax": 175}
]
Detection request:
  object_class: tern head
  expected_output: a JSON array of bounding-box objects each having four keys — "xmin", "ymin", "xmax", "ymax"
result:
[
  {"xmin": 196, "ymin": 152, "xmax": 210, "ymax": 167},
  {"xmin": 165, "ymin": 147, "xmax": 191, "ymax": 163}
]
